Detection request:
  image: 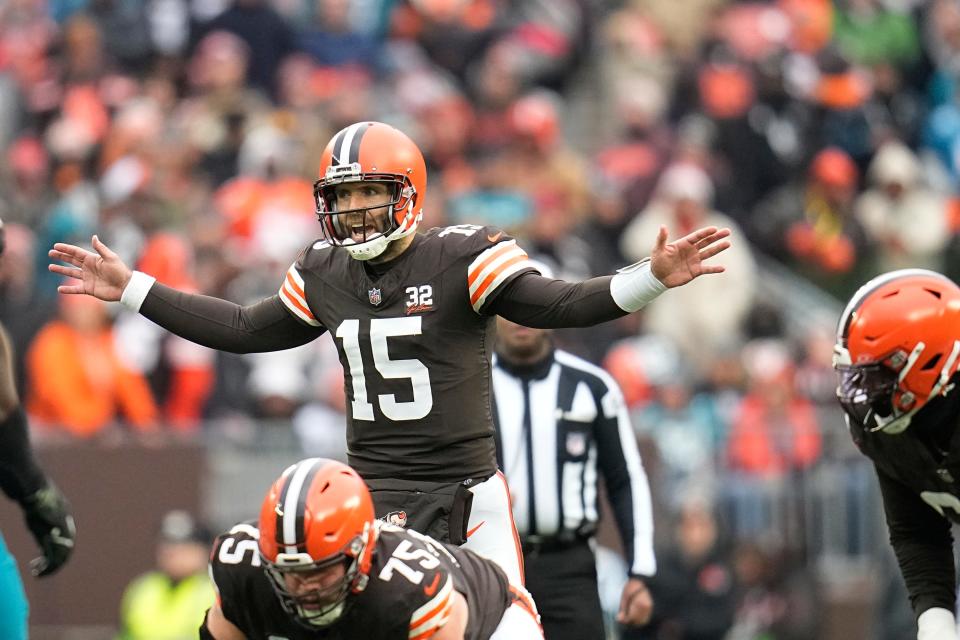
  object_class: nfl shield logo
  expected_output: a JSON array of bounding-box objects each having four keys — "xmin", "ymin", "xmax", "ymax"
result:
[{"xmin": 368, "ymin": 288, "xmax": 382, "ymax": 306}]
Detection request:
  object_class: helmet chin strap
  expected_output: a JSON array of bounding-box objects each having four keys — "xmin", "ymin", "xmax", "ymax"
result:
[
  {"xmin": 869, "ymin": 406, "xmax": 920, "ymax": 434},
  {"xmin": 300, "ymin": 600, "xmax": 346, "ymax": 626},
  {"xmin": 345, "ymin": 234, "xmax": 390, "ymax": 261},
  {"xmin": 345, "ymin": 201, "xmax": 419, "ymax": 261},
  {"xmin": 344, "ymin": 204, "xmax": 396, "ymax": 261}
]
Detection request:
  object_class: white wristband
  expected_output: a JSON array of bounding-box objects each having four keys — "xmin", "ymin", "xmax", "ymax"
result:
[
  {"xmin": 918, "ymin": 607, "xmax": 959, "ymax": 640},
  {"xmin": 120, "ymin": 271, "xmax": 157, "ymax": 312},
  {"xmin": 609, "ymin": 258, "xmax": 667, "ymax": 313}
]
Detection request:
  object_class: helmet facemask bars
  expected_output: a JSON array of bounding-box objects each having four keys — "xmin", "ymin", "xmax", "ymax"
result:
[
  {"xmin": 262, "ymin": 548, "xmax": 361, "ymax": 628},
  {"xmin": 835, "ymin": 344, "xmax": 920, "ymax": 434},
  {"xmin": 258, "ymin": 459, "xmax": 378, "ymax": 630},
  {"xmin": 833, "ymin": 268, "xmax": 960, "ymax": 435},
  {"xmin": 314, "ymin": 122, "xmax": 427, "ymax": 261}
]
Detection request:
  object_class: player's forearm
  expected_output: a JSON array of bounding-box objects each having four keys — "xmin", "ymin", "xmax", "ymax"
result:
[
  {"xmin": 878, "ymin": 468, "xmax": 957, "ymax": 613},
  {"xmin": 891, "ymin": 530, "xmax": 956, "ymax": 615},
  {"xmin": 0, "ymin": 406, "xmax": 47, "ymax": 503},
  {"xmin": 492, "ymin": 259, "xmax": 667, "ymax": 327},
  {"xmin": 125, "ymin": 277, "xmax": 322, "ymax": 353},
  {"xmin": 0, "ymin": 325, "xmax": 45, "ymax": 503},
  {"xmin": 491, "ymin": 274, "xmax": 625, "ymax": 327},
  {"xmin": 0, "ymin": 326, "xmax": 19, "ymax": 415}
]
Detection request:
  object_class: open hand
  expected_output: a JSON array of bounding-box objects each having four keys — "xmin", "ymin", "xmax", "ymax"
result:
[
  {"xmin": 650, "ymin": 225, "xmax": 731, "ymax": 288},
  {"xmin": 48, "ymin": 235, "xmax": 132, "ymax": 302}
]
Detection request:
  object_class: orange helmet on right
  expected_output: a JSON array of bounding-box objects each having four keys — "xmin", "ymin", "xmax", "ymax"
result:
[{"xmin": 833, "ymin": 269, "xmax": 960, "ymax": 434}]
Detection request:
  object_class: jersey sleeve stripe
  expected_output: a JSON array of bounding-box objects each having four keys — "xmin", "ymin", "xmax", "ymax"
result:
[
  {"xmin": 278, "ymin": 267, "xmax": 321, "ymax": 326},
  {"xmin": 409, "ymin": 597, "xmax": 451, "ymax": 640},
  {"xmin": 281, "ymin": 273, "xmax": 309, "ymax": 310},
  {"xmin": 285, "ymin": 269, "xmax": 306, "ymax": 298},
  {"xmin": 280, "ymin": 284, "xmax": 320, "ymax": 326},
  {"xmin": 409, "ymin": 575, "xmax": 453, "ymax": 639},
  {"xmin": 467, "ymin": 241, "xmax": 520, "ymax": 287},
  {"xmin": 469, "ymin": 254, "xmax": 531, "ymax": 311}
]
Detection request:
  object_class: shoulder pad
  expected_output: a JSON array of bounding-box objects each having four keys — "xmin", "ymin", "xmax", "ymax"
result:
[{"xmin": 212, "ymin": 523, "xmax": 262, "ymax": 568}]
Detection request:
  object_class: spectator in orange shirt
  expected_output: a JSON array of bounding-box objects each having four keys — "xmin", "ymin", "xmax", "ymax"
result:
[
  {"xmin": 726, "ymin": 340, "xmax": 821, "ymax": 477},
  {"xmin": 723, "ymin": 340, "xmax": 821, "ymax": 541},
  {"xmin": 26, "ymin": 292, "xmax": 158, "ymax": 438}
]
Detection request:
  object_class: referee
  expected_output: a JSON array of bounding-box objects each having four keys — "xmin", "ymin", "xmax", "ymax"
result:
[{"xmin": 492, "ymin": 311, "xmax": 656, "ymax": 640}]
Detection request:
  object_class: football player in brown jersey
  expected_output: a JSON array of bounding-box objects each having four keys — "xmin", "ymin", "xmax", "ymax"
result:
[
  {"xmin": 834, "ymin": 270, "xmax": 960, "ymax": 640},
  {"xmin": 49, "ymin": 121, "xmax": 730, "ymax": 589},
  {"xmin": 202, "ymin": 458, "xmax": 542, "ymax": 639}
]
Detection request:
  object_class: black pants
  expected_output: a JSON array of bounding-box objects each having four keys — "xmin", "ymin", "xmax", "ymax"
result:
[{"xmin": 523, "ymin": 539, "xmax": 605, "ymax": 640}]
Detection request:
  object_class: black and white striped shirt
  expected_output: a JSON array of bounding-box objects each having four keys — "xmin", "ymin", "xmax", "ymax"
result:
[{"xmin": 491, "ymin": 348, "xmax": 656, "ymax": 577}]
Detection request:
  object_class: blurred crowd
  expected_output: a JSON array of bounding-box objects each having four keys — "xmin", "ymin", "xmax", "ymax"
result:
[{"xmin": 0, "ymin": 0, "xmax": 953, "ymax": 636}]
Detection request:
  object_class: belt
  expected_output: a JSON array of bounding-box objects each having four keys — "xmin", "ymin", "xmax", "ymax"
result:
[{"xmin": 520, "ymin": 532, "xmax": 589, "ymax": 555}]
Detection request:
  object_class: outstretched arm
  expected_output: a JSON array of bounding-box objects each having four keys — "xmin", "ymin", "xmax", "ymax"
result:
[
  {"xmin": 491, "ymin": 226, "xmax": 731, "ymax": 327},
  {"xmin": 50, "ymin": 236, "xmax": 324, "ymax": 353}
]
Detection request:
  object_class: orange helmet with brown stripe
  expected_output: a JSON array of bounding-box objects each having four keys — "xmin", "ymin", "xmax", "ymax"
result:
[
  {"xmin": 258, "ymin": 458, "xmax": 377, "ymax": 628},
  {"xmin": 314, "ymin": 121, "xmax": 427, "ymax": 260}
]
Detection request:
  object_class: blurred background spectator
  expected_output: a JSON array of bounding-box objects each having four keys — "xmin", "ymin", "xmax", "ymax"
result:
[
  {"xmin": 627, "ymin": 495, "xmax": 738, "ymax": 640},
  {"xmin": 620, "ymin": 161, "xmax": 758, "ymax": 364},
  {"xmin": 26, "ymin": 293, "xmax": 158, "ymax": 438},
  {"xmin": 727, "ymin": 539, "xmax": 822, "ymax": 640},
  {"xmin": 116, "ymin": 509, "xmax": 215, "ymax": 640},
  {"xmin": 2, "ymin": 0, "xmax": 952, "ymax": 636}
]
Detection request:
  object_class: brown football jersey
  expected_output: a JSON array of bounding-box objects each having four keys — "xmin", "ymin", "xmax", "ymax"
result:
[
  {"xmin": 210, "ymin": 521, "xmax": 512, "ymax": 640},
  {"xmin": 277, "ymin": 225, "xmax": 535, "ymax": 481}
]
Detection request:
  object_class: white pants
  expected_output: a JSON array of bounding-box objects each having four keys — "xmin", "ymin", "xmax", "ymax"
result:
[
  {"xmin": 462, "ymin": 471, "xmax": 525, "ymax": 585},
  {"xmin": 490, "ymin": 584, "xmax": 544, "ymax": 640}
]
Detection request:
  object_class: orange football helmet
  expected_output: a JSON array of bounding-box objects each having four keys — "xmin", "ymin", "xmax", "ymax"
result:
[
  {"xmin": 834, "ymin": 269, "xmax": 960, "ymax": 434},
  {"xmin": 314, "ymin": 121, "xmax": 426, "ymax": 260},
  {"xmin": 258, "ymin": 458, "xmax": 377, "ymax": 627}
]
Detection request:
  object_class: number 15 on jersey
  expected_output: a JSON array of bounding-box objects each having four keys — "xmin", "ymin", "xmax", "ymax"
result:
[{"xmin": 336, "ymin": 317, "xmax": 434, "ymax": 422}]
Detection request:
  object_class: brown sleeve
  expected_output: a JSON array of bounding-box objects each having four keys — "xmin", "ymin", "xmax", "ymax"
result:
[
  {"xmin": 876, "ymin": 465, "xmax": 956, "ymax": 616},
  {"xmin": 139, "ymin": 284, "xmax": 325, "ymax": 353},
  {"xmin": 486, "ymin": 272, "xmax": 626, "ymax": 328}
]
